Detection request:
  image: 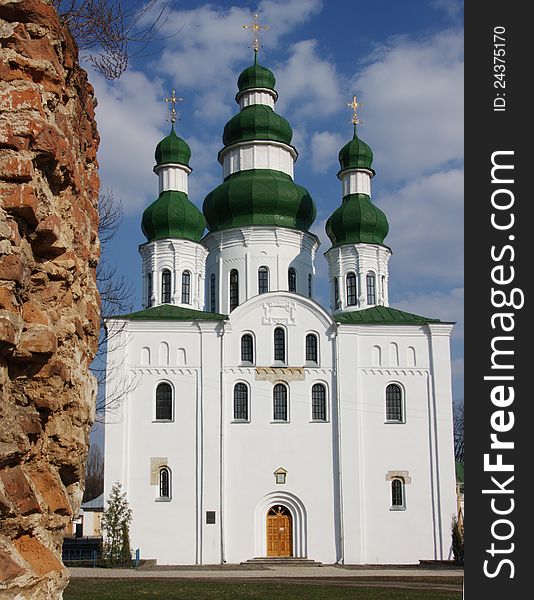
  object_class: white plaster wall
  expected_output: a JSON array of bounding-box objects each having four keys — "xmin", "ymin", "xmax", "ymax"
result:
[
  {"xmin": 221, "ymin": 142, "xmax": 296, "ymax": 178},
  {"xmin": 340, "ymin": 169, "xmax": 373, "ymax": 197},
  {"xmin": 155, "ymin": 164, "xmax": 191, "ymax": 194},
  {"xmin": 237, "ymin": 89, "xmax": 276, "ymax": 109},
  {"xmin": 140, "ymin": 239, "xmax": 208, "ymax": 310}
]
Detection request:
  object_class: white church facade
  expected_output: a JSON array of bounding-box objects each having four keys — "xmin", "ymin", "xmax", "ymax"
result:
[{"xmin": 103, "ymin": 53, "xmax": 457, "ymax": 566}]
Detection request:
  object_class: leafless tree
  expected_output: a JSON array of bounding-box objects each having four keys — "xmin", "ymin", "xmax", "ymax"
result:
[
  {"xmin": 453, "ymin": 401, "xmax": 464, "ymax": 463},
  {"xmin": 83, "ymin": 443, "xmax": 104, "ymax": 502},
  {"xmin": 53, "ymin": 1, "xmax": 175, "ymax": 79}
]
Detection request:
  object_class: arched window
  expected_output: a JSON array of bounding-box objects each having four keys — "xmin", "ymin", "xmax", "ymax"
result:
[
  {"xmin": 241, "ymin": 334, "xmax": 254, "ymax": 364},
  {"xmin": 258, "ymin": 266, "xmax": 269, "ymax": 294},
  {"xmin": 288, "ymin": 268, "xmax": 296, "ymax": 293},
  {"xmin": 147, "ymin": 273, "xmax": 153, "ymax": 307},
  {"xmin": 305, "ymin": 333, "xmax": 318, "ymax": 363},
  {"xmin": 210, "ymin": 273, "xmax": 216, "ymax": 312},
  {"xmin": 159, "ymin": 467, "xmax": 171, "ymax": 499},
  {"xmin": 308, "ymin": 274, "xmax": 312, "ymax": 298},
  {"xmin": 367, "ymin": 272, "xmax": 376, "ymax": 305},
  {"xmin": 229, "ymin": 269, "xmax": 239, "ymax": 311},
  {"xmin": 386, "ymin": 384, "xmax": 403, "ymax": 422},
  {"xmin": 233, "ymin": 383, "xmax": 248, "ymax": 420},
  {"xmin": 346, "ymin": 272, "xmax": 357, "ymax": 306},
  {"xmin": 181, "ymin": 270, "xmax": 191, "ymax": 304},
  {"xmin": 391, "ymin": 479, "xmax": 405, "ymax": 508},
  {"xmin": 273, "ymin": 383, "xmax": 288, "ymax": 421},
  {"xmin": 161, "ymin": 270, "xmax": 171, "ymax": 304},
  {"xmin": 334, "ymin": 277, "xmax": 340, "ymax": 309},
  {"xmin": 312, "ymin": 383, "xmax": 326, "ymax": 421},
  {"xmin": 274, "ymin": 327, "xmax": 285, "ymax": 363},
  {"xmin": 155, "ymin": 382, "xmax": 172, "ymax": 421}
]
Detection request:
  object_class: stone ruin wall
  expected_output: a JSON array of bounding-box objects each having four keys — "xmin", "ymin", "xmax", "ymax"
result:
[{"xmin": 0, "ymin": 0, "xmax": 100, "ymax": 597}]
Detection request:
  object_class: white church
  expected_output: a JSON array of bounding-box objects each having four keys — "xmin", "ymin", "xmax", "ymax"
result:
[{"xmin": 103, "ymin": 49, "xmax": 457, "ymax": 566}]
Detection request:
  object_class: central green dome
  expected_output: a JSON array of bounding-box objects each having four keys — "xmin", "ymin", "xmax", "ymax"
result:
[
  {"xmin": 223, "ymin": 105, "xmax": 292, "ymax": 147},
  {"xmin": 338, "ymin": 126, "xmax": 374, "ymax": 174},
  {"xmin": 203, "ymin": 169, "xmax": 316, "ymax": 233},
  {"xmin": 142, "ymin": 190, "xmax": 205, "ymax": 243},
  {"xmin": 155, "ymin": 127, "xmax": 191, "ymax": 167},
  {"xmin": 237, "ymin": 57, "xmax": 276, "ymax": 94}
]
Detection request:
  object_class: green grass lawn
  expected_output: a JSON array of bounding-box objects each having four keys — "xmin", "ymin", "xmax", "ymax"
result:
[{"xmin": 65, "ymin": 579, "xmax": 462, "ymax": 600}]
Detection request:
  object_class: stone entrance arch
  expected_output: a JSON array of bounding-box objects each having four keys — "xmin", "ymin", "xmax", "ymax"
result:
[{"xmin": 254, "ymin": 492, "xmax": 307, "ymax": 558}]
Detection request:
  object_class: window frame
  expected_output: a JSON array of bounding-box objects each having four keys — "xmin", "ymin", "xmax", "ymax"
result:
[
  {"xmin": 390, "ymin": 478, "xmax": 406, "ymax": 510},
  {"xmin": 385, "ymin": 383, "xmax": 405, "ymax": 423},
  {"xmin": 232, "ymin": 382, "xmax": 249, "ymax": 422},
  {"xmin": 240, "ymin": 333, "xmax": 254, "ymax": 365},
  {"xmin": 334, "ymin": 276, "xmax": 340, "ymax": 309},
  {"xmin": 181, "ymin": 270, "xmax": 191, "ymax": 304},
  {"xmin": 272, "ymin": 383, "xmax": 289, "ymax": 422},
  {"xmin": 258, "ymin": 266, "xmax": 269, "ymax": 294},
  {"xmin": 154, "ymin": 381, "xmax": 173, "ymax": 422},
  {"xmin": 311, "ymin": 382, "xmax": 327, "ymax": 422},
  {"xmin": 210, "ymin": 273, "xmax": 216, "ymax": 312},
  {"xmin": 157, "ymin": 467, "xmax": 171, "ymax": 501},
  {"xmin": 288, "ymin": 267, "xmax": 297, "ymax": 293},
  {"xmin": 229, "ymin": 269, "xmax": 239, "ymax": 311},
  {"xmin": 346, "ymin": 271, "xmax": 357, "ymax": 307},
  {"xmin": 305, "ymin": 333, "xmax": 318, "ymax": 364},
  {"xmin": 273, "ymin": 326, "xmax": 286, "ymax": 364},
  {"xmin": 367, "ymin": 271, "xmax": 376, "ymax": 306},
  {"xmin": 161, "ymin": 269, "xmax": 172, "ymax": 304},
  {"xmin": 147, "ymin": 272, "xmax": 153, "ymax": 307}
]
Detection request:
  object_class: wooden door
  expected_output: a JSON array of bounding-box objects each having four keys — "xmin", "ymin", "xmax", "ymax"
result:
[{"xmin": 266, "ymin": 506, "xmax": 292, "ymax": 557}]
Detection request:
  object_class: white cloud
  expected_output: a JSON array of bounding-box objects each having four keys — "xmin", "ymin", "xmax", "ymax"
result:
[
  {"xmin": 91, "ymin": 68, "xmax": 167, "ymax": 213},
  {"xmin": 309, "ymin": 130, "xmax": 345, "ymax": 173},
  {"xmin": 377, "ymin": 167, "xmax": 464, "ymax": 286},
  {"xmin": 351, "ymin": 29, "xmax": 463, "ymax": 183}
]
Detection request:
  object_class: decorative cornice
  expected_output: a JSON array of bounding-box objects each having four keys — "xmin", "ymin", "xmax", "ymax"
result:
[{"xmin": 361, "ymin": 368, "xmax": 427, "ymax": 377}]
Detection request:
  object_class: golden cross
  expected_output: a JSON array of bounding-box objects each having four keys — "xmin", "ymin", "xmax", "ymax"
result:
[
  {"xmin": 348, "ymin": 95, "xmax": 363, "ymax": 126},
  {"xmin": 164, "ymin": 89, "xmax": 183, "ymax": 124},
  {"xmin": 243, "ymin": 13, "xmax": 269, "ymax": 53}
]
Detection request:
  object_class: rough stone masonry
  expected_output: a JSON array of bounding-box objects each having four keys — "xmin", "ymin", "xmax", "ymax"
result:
[{"xmin": 0, "ymin": 0, "xmax": 100, "ymax": 597}]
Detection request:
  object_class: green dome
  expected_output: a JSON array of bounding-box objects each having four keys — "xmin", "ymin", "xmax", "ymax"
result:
[
  {"xmin": 203, "ymin": 169, "xmax": 316, "ymax": 233},
  {"xmin": 338, "ymin": 127, "xmax": 374, "ymax": 173},
  {"xmin": 155, "ymin": 127, "xmax": 191, "ymax": 167},
  {"xmin": 326, "ymin": 193, "xmax": 389, "ymax": 247},
  {"xmin": 237, "ymin": 60, "xmax": 276, "ymax": 93},
  {"xmin": 142, "ymin": 190, "xmax": 205, "ymax": 243},
  {"xmin": 223, "ymin": 105, "xmax": 292, "ymax": 147}
]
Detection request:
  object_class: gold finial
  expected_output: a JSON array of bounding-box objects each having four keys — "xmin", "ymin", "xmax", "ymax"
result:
[
  {"xmin": 164, "ymin": 89, "xmax": 183, "ymax": 125},
  {"xmin": 348, "ymin": 95, "xmax": 363, "ymax": 126},
  {"xmin": 243, "ymin": 12, "xmax": 269, "ymax": 53}
]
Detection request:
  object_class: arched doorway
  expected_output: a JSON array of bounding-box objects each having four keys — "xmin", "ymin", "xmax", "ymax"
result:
[{"xmin": 266, "ymin": 505, "xmax": 292, "ymax": 557}]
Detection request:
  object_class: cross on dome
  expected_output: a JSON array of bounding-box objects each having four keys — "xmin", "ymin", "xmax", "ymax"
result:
[
  {"xmin": 348, "ymin": 95, "xmax": 363, "ymax": 127},
  {"xmin": 243, "ymin": 13, "xmax": 269, "ymax": 53},
  {"xmin": 164, "ymin": 89, "xmax": 183, "ymax": 125}
]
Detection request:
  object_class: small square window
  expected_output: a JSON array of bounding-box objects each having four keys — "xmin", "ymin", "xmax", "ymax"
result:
[{"xmin": 206, "ymin": 511, "xmax": 216, "ymax": 524}]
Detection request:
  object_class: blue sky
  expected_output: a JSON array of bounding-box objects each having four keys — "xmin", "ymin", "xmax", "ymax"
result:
[{"xmin": 89, "ymin": 0, "xmax": 464, "ymax": 418}]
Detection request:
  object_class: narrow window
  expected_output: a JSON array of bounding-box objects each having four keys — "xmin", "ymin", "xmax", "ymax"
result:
[
  {"xmin": 346, "ymin": 272, "xmax": 357, "ymax": 306},
  {"xmin": 367, "ymin": 272, "xmax": 376, "ymax": 305},
  {"xmin": 273, "ymin": 384, "xmax": 288, "ymax": 421},
  {"xmin": 391, "ymin": 479, "xmax": 404, "ymax": 508},
  {"xmin": 274, "ymin": 327, "xmax": 285, "ymax": 363},
  {"xmin": 210, "ymin": 274, "xmax": 216, "ymax": 312},
  {"xmin": 161, "ymin": 270, "xmax": 171, "ymax": 304},
  {"xmin": 155, "ymin": 382, "xmax": 172, "ymax": 421},
  {"xmin": 334, "ymin": 277, "xmax": 340, "ymax": 309},
  {"xmin": 258, "ymin": 266, "xmax": 269, "ymax": 294},
  {"xmin": 386, "ymin": 384, "xmax": 403, "ymax": 422},
  {"xmin": 182, "ymin": 270, "xmax": 191, "ymax": 304},
  {"xmin": 229, "ymin": 269, "xmax": 239, "ymax": 311},
  {"xmin": 147, "ymin": 273, "xmax": 153, "ymax": 307},
  {"xmin": 288, "ymin": 268, "xmax": 296, "ymax": 293},
  {"xmin": 233, "ymin": 383, "xmax": 248, "ymax": 420},
  {"xmin": 312, "ymin": 383, "xmax": 326, "ymax": 421},
  {"xmin": 159, "ymin": 467, "xmax": 171, "ymax": 499},
  {"xmin": 305, "ymin": 333, "xmax": 318, "ymax": 363},
  {"xmin": 308, "ymin": 274, "xmax": 312, "ymax": 298},
  {"xmin": 241, "ymin": 334, "xmax": 254, "ymax": 364}
]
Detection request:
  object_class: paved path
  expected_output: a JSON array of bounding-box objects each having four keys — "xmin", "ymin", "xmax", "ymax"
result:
[{"xmin": 69, "ymin": 565, "xmax": 463, "ymax": 580}]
